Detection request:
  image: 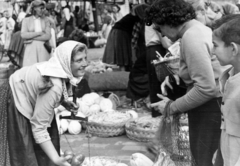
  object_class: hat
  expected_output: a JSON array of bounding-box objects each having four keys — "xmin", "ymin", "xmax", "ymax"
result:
[
  {"xmin": 134, "ymin": 4, "xmax": 150, "ymax": 20},
  {"xmin": 32, "ymin": 0, "xmax": 45, "ymax": 8},
  {"xmin": 46, "ymin": 3, "xmax": 56, "ymax": 10},
  {"xmin": 113, "ymin": 4, "xmax": 121, "ymax": 12}
]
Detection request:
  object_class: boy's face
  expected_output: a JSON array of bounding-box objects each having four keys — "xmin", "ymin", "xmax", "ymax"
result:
[{"xmin": 212, "ymin": 33, "xmax": 233, "ymax": 66}]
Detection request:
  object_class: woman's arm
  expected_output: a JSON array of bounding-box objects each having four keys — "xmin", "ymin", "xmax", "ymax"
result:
[
  {"xmin": 61, "ymin": 17, "xmax": 66, "ymax": 30},
  {"xmin": 34, "ymin": 19, "xmax": 51, "ymax": 41},
  {"xmin": 21, "ymin": 18, "xmax": 42, "ymax": 40},
  {"xmin": 40, "ymin": 141, "xmax": 70, "ymax": 166},
  {"xmin": 170, "ymin": 31, "xmax": 218, "ymax": 113},
  {"xmin": 30, "ymin": 83, "xmax": 63, "ymax": 164},
  {"xmin": 72, "ymin": 16, "xmax": 76, "ymax": 29}
]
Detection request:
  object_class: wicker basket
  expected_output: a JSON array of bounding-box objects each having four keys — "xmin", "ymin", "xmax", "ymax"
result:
[
  {"xmin": 125, "ymin": 116, "xmax": 163, "ymax": 142},
  {"xmin": 86, "ymin": 121, "xmax": 127, "ymax": 137},
  {"xmin": 153, "ymin": 58, "xmax": 180, "ymax": 83},
  {"xmin": 125, "ymin": 123, "xmax": 158, "ymax": 142}
]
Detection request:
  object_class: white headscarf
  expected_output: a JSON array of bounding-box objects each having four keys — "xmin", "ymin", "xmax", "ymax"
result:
[
  {"xmin": 36, "ymin": 40, "xmax": 88, "ymax": 87},
  {"xmin": 63, "ymin": 8, "xmax": 71, "ymax": 21}
]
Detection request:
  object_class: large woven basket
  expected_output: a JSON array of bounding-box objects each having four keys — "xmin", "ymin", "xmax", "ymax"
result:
[
  {"xmin": 125, "ymin": 116, "xmax": 162, "ymax": 142},
  {"xmin": 86, "ymin": 121, "xmax": 127, "ymax": 137},
  {"xmin": 125, "ymin": 122, "xmax": 158, "ymax": 142}
]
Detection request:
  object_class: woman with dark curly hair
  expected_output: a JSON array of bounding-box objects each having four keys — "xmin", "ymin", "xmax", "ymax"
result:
[{"xmin": 147, "ymin": 0, "xmax": 224, "ymax": 165}]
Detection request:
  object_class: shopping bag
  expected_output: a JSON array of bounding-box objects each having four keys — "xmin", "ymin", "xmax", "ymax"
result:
[{"xmin": 153, "ymin": 113, "xmax": 195, "ymax": 166}]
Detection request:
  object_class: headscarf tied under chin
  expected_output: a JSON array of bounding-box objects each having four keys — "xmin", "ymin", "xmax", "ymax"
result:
[
  {"xmin": 37, "ymin": 40, "xmax": 88, "ymax": 87},
  {"xmin": 54, "ymin": 40, "xmax": 88, "ymax": 86}
]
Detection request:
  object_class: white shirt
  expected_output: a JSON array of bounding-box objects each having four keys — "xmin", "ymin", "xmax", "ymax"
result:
[
  {"xmin": 34, "ymin": 16, "xmax": 42, "ymax": 32},
  {"xmin": 144, "ymin": 25, "xmax": 161, "ymax": 47},
  {"xmin": 17, "ymin": 12, "xmax": 26, "ymax": 23}
]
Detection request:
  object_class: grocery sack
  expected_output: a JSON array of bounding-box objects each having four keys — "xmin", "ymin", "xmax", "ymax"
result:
[{"xmin": 153, "ymin": 113, "xmax": 195, "ymax": 166}]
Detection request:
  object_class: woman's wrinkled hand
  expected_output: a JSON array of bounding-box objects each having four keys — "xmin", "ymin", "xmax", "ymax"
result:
[
  {"xmin": 61, "ymin": 100, "xmax": 79, "ymax": 115},
  {"xmin": 161, "ymin": 74, "xmax": 180, "ymax": 96},
  {"xmin": 151, "ymin": 94, "xmax": 170, "ymax": 116}
]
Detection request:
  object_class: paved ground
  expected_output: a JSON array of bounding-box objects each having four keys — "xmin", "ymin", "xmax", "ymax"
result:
[
  {"xmin": 60, "ymin": 130, "xmax": 155, "ymax": 165},
  {"xmin": 87, "ymin": 47, "xmax": 105, "ymax": 61}
]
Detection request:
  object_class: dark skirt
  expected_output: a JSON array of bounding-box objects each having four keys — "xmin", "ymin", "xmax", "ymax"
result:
[
  {"xmin": 102, "ymin": 29, "xmax": 132, "ymax": 67},
  {"xmin": 8, "ymin": 31, "xmax": 25, "ymax": 67},
  {"xmin": 8, "ymin": 31, "xmax": 25, "ymax": 57},
  {"xmin": 0, "ymin": 81, "xmax": 60, "ymax": 166},
  {"xmin": 64, "ymin": 25, "xmax": 74, "ymax": 38},
  {"xmin": 188, "ymin": 97, "xmax": 222, "ymax": 166},
  {"xmin": 126, "ymin": 41, "xmax": 149, "ymax": 101}
]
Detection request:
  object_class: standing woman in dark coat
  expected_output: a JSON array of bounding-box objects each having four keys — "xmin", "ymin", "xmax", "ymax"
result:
[
  {"xmin": 102, "ymin": 5, "xmax": 142, "ymax": 71},
  {"xmin": 126, "ymin": 4, "xmax": 150, "ymax": 105}
]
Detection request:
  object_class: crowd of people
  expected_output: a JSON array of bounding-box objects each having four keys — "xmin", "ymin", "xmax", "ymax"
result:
[
  {"xmin": 1, "ymin": 0, "xmax": 240, "ymax": 166},
  {"xmin": 0, "ymin": 0, "xmax": 124, "ymax": 66}
]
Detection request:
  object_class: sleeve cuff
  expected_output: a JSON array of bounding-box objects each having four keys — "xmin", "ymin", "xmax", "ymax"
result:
[
  {"xmin": 170, "ymin": 101, "xmax": 183, "ymax": 114},
  {"xmin": 33, "ymin": 131, "xmax": 51, "ymax": 144}
]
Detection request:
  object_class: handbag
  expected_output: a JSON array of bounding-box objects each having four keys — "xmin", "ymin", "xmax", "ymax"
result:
[
  {"xmin": 166, "ymin": 74, "xmax": 187, "ymax": 100},
  {"xmin": 44, "ymin": 41, "xmax": 52, "ymax": 54}
]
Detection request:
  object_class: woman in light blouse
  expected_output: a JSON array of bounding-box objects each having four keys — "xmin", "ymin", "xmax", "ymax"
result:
[
  {"xmin": 21, "ymin": 0, "xmax": 51, "ymax": 66},
  {"xmin": 0, "ymin": 40, "xmax": 88, "ymax": 166}
]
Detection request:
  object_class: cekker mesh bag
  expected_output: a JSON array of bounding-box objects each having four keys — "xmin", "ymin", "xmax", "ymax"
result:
[{"xmin": 153, "ymin": 105, "xmax": 195, "ymax": 166}]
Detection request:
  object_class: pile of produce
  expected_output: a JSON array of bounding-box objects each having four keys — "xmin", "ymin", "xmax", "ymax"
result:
[
  {"xmin": 85, "ymin": 60, "xmax": 118, "ymax": 74},
  {"xmin": 63, "ymin": 150, "xmax": 85, "ymax": 166},
  {"xmin": 77, "ymin": 92, "xmax": 118, "ymax": 117},
  {"xmin": 56, "ymin": 92, "xmax": 122, "ymax": 134},
  {"xmin": 88, "ymin": 111, "xmax": 131, "ymax": 125},
  {"xmin": 127, "ymin": 116, "xmax": 162, "ymax": 130},
  {"xmin": 81, "ymin": 157, "xmax": 128, "ymax": 166}
]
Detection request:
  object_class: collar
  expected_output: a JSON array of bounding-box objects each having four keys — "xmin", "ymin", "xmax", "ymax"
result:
[
  {"xmin": 219, "ymin": 67, "xmax": 234, "ymax": 93},
  {"xmin": 33, "ymin": 16, "xmax": 40, "ymax": 20},
  {"xmin": 178, "ymin": 19, "xmax": 203, "ymax": 39}
]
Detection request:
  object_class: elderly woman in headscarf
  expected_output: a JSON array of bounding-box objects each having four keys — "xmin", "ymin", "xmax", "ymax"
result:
[
  {"xmin": 21, "ymin": 0, "xmax": 51, "ymax": 66},
  {"xmin": 62, "ymin": 7, "xmax": 75, "ymax": 38},
  {"xmin": 0, "ymin": 41, "xmax": 88, "ymax": 166}
]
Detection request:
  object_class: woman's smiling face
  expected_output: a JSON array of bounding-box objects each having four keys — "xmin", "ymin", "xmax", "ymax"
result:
[{"xmin": 71, "ymin": 51, "xmax": 87, "ymax": 78}]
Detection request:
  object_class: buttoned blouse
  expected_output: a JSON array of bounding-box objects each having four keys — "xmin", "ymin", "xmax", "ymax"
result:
[{"xmin": 9, "ymin": 63, "xmax": 63, "ymax": 144}]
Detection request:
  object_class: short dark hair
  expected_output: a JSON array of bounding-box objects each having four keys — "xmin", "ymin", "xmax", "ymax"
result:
[
  {"xmin": 20, "ymin": 5, "xmax": 27, "ymax": 12},
  {"xmin": 112, "ymin": 4, "xmax": 121, "ymax": 12},
  {"xmin": 145, "ymin": 0, "xmax": 196, "ymax": 27},
  {"xmin": 71, "ymin": 44, "xmax": 87, "ymax": 62},
  {"xmin": 212, "ymin": 14, "xmax": 240, "ymax": 46}
]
